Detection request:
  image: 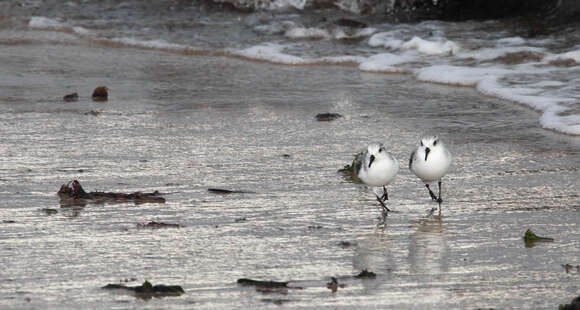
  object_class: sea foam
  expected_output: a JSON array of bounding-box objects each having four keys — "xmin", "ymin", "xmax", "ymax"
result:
[
  {"xmin": 268, "ymin": 0, "xmax": 307, "ymax": 10},
  {"xmin": 28, "ymin": 16, "xmax": 67, "ymax": 29},
  {"xmin": 359, "ymin": 53, "xmax": 414, "ymax": 73},
  {"xmin": 233, "ymin": 43, "xmax": 310, "ymax": 65},
  {"xmin": 233, "ymin": 43, "xmax": 366, "ymax": 65},
  {"xmin": 285, "ymin": 27, "xmax": 330, "ymax": 40},
  {"xmin": 415, "ymin": 65, "xmax": 512, "ymax": 87},
  {"xmin": 108, "ymin": 37, "xmax": 188, "ymax": 51},
  {"xmin": 402, "ymin": 36, "xmax": 460, "ymax": 55},
  {"xmin": 416, "ymin": 65, "xmax": 579, "ymax": 135},
  {"xmin": 23, "ymin": 13, "xmax": 580, "ymax": 136},
  {"xmin": 368, "ymin": 32, "xmax": 406, "ymax": 50},
  {"xmin": 544, "ymin": 49, "xmax": 580, "ymax": 64}
]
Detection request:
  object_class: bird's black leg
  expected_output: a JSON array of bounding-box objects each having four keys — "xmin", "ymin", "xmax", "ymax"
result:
[
  {"xmin": 375, "ymin": 194, "xmax": 391, "ymax": 213},
  {"xmin": 380, "ymin": 186, "xmax": 389, "ymax": 202},
  {"xmin": 425, "ymin": 184, "xmax": 438, "ymax": 201},
  {"xmin": 437, "ymin": 181, "xmax": 443, "ymax": 204}
]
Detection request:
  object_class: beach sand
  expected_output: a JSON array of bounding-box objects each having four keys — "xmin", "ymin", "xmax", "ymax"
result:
[{"xmin": 0, "ymin": 34, "xmax": 579, "ymax": 309}]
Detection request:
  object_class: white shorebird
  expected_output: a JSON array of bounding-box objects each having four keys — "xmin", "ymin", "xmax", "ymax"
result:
[
  {"xmin": 355, "ymin": 143, "xmax": 399, "ymax": 215},
  {"xmin": 409, "ymin": 135, "xmax": 452, "ymax": 211}
]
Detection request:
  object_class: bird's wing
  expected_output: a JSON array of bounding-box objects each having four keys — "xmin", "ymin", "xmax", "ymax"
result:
[{"xmin": 354, "ymin": 151, "xmax": 365, "ymax": 176}]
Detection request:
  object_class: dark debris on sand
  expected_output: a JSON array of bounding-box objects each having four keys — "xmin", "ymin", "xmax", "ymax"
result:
[
  {"xmin": 338, "ymin": 241, "xmax": 357, "ymax": 248},
  {"xmin": 102, "ymin": 280, "xmax": 184, "ymax": 299},
  {"xmin": 63, "ymin": 92, "xmax": 78, "ymax": 102},
  {"xmin": 40, "ymin": 208, "xmax": 58, "ymax": 215},
  {"xmin": 137, "ymin": 221, "xmax": 181, "ymax": 229},
  {"xmin": 354, "ymin": 269, "xmax": 376, "ymax": 279},
  {"xmin": 338, "ymin": 152, "xmax": 363, "ymax": 184},
  {"xmin": 326, "ymin": 277, "xmax": 339, "ymax": 292},
  {"xmin": 84, "ymin": 110, "xmax": 100, "ymax": 116},
  {"xmin": 260, "ymin": 298, "xmax": 294, "ymax": 305},
  {"xmin": 92, "ymin": 86, "xmax": 108, "ymax": 101},
  {"xmin": 237, "ymin": 278, "xmax": 303, "ymax": 293},
  {"xmin": 523, "ymin": 229, "xmax": 554, "ymax": 248},
  {"xmin": 315, "ymin": 113, "xmax": 343, "ymax": 121},
  {"xmin": 238, "ymin": 278, "xmax": 289, "ymax": 294},
  {"xmin": 237, "ymin": 278, "xmax": 289, "ymax": 288},
  {"xmin": 208, "ymin": 188, "xmax": 254, "ymax": 194},
  {"xmin": 58, "ymin": 180, "xmax": 165, "ymax": 206},
  {"xmin": 562, "ymin": 264, "xmax": 580, "ymax": 274}
]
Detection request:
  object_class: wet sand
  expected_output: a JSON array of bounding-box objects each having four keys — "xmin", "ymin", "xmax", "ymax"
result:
[{"xmin": 0, "ymin": 36, "xmax": 579, "ymax": 309}]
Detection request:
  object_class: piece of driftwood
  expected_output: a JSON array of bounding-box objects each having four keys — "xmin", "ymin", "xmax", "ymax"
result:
[
  {"xmin": 58, "ymin": 180, "xmax": 165, "ymax": 205},
  {"xmin": 137, "ymin": 221, "xmax": 181, "ymax": 229},
  {"xmin": 102, "ymin": 280, "xmax": 184, "ymax": 298},
  {"xmin": 237, "ymin": 278, "xmax": 305, "ymax": 293},
  {"xmin": 315, "ymin": 113, "xmax": 343, "ymax": 121},
  {"xmin": 208, "ymin": 188, "xmax": 254, "ymax": 194},
  {"xmin": 237, "ymin": 278, "xmax": 288, "ymax": 288}
]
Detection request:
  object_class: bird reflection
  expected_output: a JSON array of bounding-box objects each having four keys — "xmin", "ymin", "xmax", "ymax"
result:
[
  {"xmin": 408, "ymin": 216, "xmax": 449, "ymax": 276},
  {"xmin": 349, "ymin": 217, "xmax": 451, "ymax": 298},
  {"xmin": 351, "ymin": 232, "xmax": 395, "ymax": 293}
]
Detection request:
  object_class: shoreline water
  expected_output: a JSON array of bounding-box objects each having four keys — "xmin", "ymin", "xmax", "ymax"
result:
[{"xmin": 17, "ymin": 14, "xmax": 580, "ymax": 136}]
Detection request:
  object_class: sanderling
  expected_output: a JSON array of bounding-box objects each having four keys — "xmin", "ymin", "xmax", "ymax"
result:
[
  {"xmin": 355, "ymin": 143, "xmax": 399, "ymax": 214},
  {"xmin": 409, "ymin": 135, "xmax": 452, "ymax": 211}
]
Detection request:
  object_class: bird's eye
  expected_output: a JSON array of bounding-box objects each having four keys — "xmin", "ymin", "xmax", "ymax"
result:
[
  {"xmin": 420, "ymin": 141, "xmax": 423, "ymax": 146},
  {"xmin": 378, "ymin": 147, "xmax": 383, "ymax": 153},
  {"xmin": 434, "ymin": 140, "xmax": 438, "ymax": 146}
]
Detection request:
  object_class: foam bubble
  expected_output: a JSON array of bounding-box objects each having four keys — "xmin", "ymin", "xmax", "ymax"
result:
[
  {"xmin": 333, "ymin": 27, "xmax": 377, "ymax": 40},
  {"xmin": 402, "ymin": 36, "xmax": 460, "ymax": 55},
  {"xmin": 417, "ymin": 64, "xmax": 580, "ymax": 135},
  {"xmin": 334, "ymin": 0, "xmax": 366, "ymax": 14},
  {"xmin": 476, "ymin": 77, "xmax": 561, "ymax": 111},
  {"xmin": 108, "ymin": 37, "xmax": 188, "ymax": 51},
  {"xmin": 415, "ymin": 65, "xmax": 511, "ymax": 86},
  {"xmin": 73, "ymin": 27, "xmax": 91, "ymax": 35},
  {"xmin": 483, "ymin": 77, "xmax": 580, "ymax": 134},
  {"xmin": 544, "ymin": 48, "xmax": 580, "ymax": 64},
  {"xmin": 269, "ymin": 0, "xmax": 307, "ymax": 10},
  {"xmin": 527, "ymin": 81, "xmax": 566, "ymax": 88},
  {"xmin": 359, "ymin": 53, "xmax": 414, "ymax": 73},
  {"xmin": 541, "ymin": 110, "xmax": 580, "ymax": 135},
  {"xmin": 497, "ymin": 37, "xmax": 526, "ymax": 46},
  {"xmin": 459, "ymin": 46, "xmax": 545, "ymax": 62},
  {"xmin": 254, "ymin": 21, "xmax": 296, "ymax": 35},
  {"xmin": 28, "ymin": 16, "xmax": 67, "ymax": 29},
  {"xmin": 233, "ymin": 43, "xmax": 309, "ymax": 65},
  {"xmin": 284, "ymin": 26, "xmax": 376, "ymax": 41},
  {"xmin": 368, "ymin": 32, "xmax": 405, "ymax": 50},
  {"xmin": 285, "ymin": 27, "xmax": 330, "ymax": 40}
]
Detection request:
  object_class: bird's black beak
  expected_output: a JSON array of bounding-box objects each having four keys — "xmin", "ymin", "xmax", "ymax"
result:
[
  {"xmin": 369, "ymin": 155, "xmax": 375, "ymax": 168},
  {"xmin": 424, "ymin": 147, "xmax": 430, "ymax": 161}
]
